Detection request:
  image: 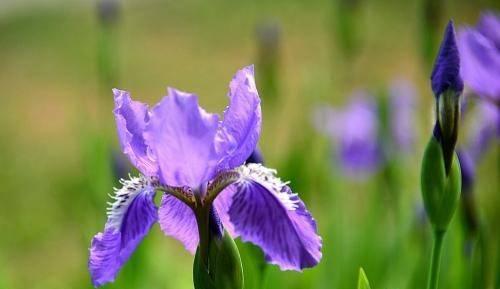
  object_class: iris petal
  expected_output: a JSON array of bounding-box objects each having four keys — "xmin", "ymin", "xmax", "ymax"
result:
[
  {"xmin": 216, "ymin": 65, "xmax": 262, "ymax": 171},
  {"xmin": 219, "ymin": 164, "xmax": 322, "ymax": 271},
  {"xmin": 213, "ymin": 185, "xmax": 238, "ymax": 237},
  {"xmin": 89, "ymin": 176, "xmax": 157, "ymax": 287},
  {"xmin": 145, "ymin": 88, "xmax": 220, "ymax": 187},
  {"xmin": 113, "ymin": 89, "xmax": 158, "ymax": 176},
  {"xmin": 458, "ymin": 28, "xmax": 500, "ymax": 102},
  {"xmin": 158, "ymin": 194, "xmax": 199, "ymax": 254}
]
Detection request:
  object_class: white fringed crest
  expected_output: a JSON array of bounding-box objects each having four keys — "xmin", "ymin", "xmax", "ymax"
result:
[
  {"xmin": 106, "ymin": 175, "xmax": 155, "ymax": 230},
  {"xmin": 236, "ymin": 163, "xmax": 299, "ymax": 210}
]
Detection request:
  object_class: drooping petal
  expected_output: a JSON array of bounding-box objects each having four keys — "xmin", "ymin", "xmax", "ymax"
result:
[
  {"xmin": 216, "ymin": 65, "xmax": 262, "ymax": 171},
  {"xmin": 218, "ymin": 163, "xmax": 322, "ymax": 271},
  {"xmin": 89, "ymin": 176, "xmax": 157, "ymax": 287},
  {"xmin": 431, "ymin": 20, "xmax": 464, "ymax": 97},
  {"xmin": 213, "ymin": 185, "xmax": 238, "ymax": 237},
  {"xmin": 144, "ymin": 88, "xmax": 220, "ymax": 187},
  {"xmin": 158, "ymin": 194, "xmax": 199, "ymax": 254},
  {"xmin": 113, "ymin": 89, "xmax": 158, "ymax": 176}
]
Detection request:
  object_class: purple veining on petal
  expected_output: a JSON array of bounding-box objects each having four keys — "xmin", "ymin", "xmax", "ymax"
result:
[
  {"xmin": 213, "ymin": 185, "xmax": 239, "ymax": 237},
  {"xmin": 458, "ymin": 13, "xmax": 500, "ymax": 103},
  {"xmin": 217, "ymin": 164, "xmax": 322, "ymax": 270},
  {"xmin": 89, "ymin": 186, "xmax": 157, "ymax": 287},
  {"xmin": 389, "ymin": 79, "xmax": 417, "ymax": 153},
  {"xmin": 227, "ymin": 180, "xmax": 322, "ymax": 271},
  {"xmin": 144, "ymin": 88, "xmax": 220, "ymax": 188},
  {"xmin": 216, "ymin": 65, "xmax": 262, "ymax": 171},
  {"xmin": 431, "ymin": 20, "xmax": 464, "ymax": 97},
  {"xmin": 113, "ymin": 89, "xmax": 158, "ymax": 176},
  {"xmin": 158, "ymin": 194, "xmax": 199, "ymax": 254}
]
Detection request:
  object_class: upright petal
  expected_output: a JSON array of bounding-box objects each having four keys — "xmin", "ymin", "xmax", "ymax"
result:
[
  {"xmin": 89, "ymin": 176, "xmax": 157, "ymax": 287},
  {"xmin": 145, "ymin": 88, "xmax": 220, "ymax": 187},
  {"xmin": 216, "ymin": 65, "xmax": 262, "ymax": 170},
  {"xmin": 113, "ymin": 89, "xmax": 158, "ymax": 176},
  {"xmin": 217, "ymin": 163, "xmax": 322, "ymax": 271},
  {"xmin": 158, "ymin": 194, "xmax": 199, "ymax": 254}
]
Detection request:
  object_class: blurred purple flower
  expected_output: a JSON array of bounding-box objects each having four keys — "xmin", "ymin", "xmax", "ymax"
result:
[
  {"xmin": 457, "ymin": 149, "xmax": 475, "ymax": 195},
  {"xmin": 431, "ymin": 20, "xmax": 463, "ymax": 98},
  {"xmin": 464, "ymin": 100, "xmax": 499, "ymax": 162},
  {"xmin": 458, "ymin": 12, "xmax": 500, "ymax": 104},
  {"xmin": 97, "ymin": 0, "xmax": 120, "ymax": 25},
  {"xmin": 314, "ymin": 91, "xmax": 382, "ymax": 177},
  {"xmin": 389, "ymin": 79, "xmax": 417, "ymax": 153},
  {"xmin": 88, "ymin": 65, "xmax": 322, "ymax": 287}
]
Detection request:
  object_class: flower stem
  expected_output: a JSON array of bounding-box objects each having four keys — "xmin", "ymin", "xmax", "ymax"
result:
[
  {"xmin": 196, "ymin": 206, "xmax": 210, "ymax": 268},
  {"xmin": 427, "ymin": 230, "xmax": 445, "ymax": 289}
]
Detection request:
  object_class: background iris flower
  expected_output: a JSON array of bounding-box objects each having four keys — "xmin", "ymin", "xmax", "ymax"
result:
[
  {"xmin": 313, "ymin": 92, "xmax": 382, "ymax": 177},
  {"xmin": 458, "ymin": 12, "xmax": 500, "ymax": 105},
  {"xmin": 88, "ymin": 65, "xmax": 322, "ymax": 287}
]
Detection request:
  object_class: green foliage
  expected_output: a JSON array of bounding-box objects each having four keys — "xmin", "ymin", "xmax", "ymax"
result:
[{"xmin": 357, "ymin": 268, "xmax": 371, "ymax": 289}]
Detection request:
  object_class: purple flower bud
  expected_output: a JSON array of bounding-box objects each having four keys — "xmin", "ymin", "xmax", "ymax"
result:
[{"xmin": 431, "ymin": 20, "xmax": 464, "ymax": 97}]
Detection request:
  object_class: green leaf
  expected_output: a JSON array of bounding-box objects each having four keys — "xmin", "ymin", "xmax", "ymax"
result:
[
  {"xmin": 357, "ymin": 268, "xmax": 371, "ymax": 289},
  {"xmin": 420, "ymin": 136, "xmax": 461, "ymax": 232}
]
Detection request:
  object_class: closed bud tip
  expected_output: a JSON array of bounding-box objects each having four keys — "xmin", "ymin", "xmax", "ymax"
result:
[{"xmin": 431, "ymin": 20, "xmax": 463, "ymax": 98}]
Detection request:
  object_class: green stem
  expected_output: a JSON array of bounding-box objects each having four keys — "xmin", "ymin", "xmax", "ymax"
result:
[
  {"xmin": 427, "ymin": 230, "xmax": 445, "ymax": 289},
  {"xmin": 196, "ymin": 206, "xmax": 210, "ymax": 268}
]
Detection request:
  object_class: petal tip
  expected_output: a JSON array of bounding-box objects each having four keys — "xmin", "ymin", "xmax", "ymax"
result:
[{"xmin": 431, "ymin": 20, "xmax": 464, "ymax": 97}]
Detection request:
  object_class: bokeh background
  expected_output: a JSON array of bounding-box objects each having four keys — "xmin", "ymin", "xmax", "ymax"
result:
[{"xmin": 0, "ymin": 0, "xmax": 498, "ymax": 288}]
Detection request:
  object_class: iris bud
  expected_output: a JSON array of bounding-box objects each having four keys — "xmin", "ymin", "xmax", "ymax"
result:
[
  {"xmin": 435, "ymin": 88, "xmax": 460, "ymax": 174},
  {"xmin": 193, "ymin": 232, "xmax": 244, "ymax": 289},
  {"xmin": 421, "ymin": 136, "xmax": 461, "ymax": 232},
  {"xmin": 430, "ymin": 20, "xmax": 463, "ymax": 175}
]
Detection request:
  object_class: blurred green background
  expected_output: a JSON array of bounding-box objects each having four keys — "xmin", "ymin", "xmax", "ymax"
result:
[{"xmin": 0, "ymin": 0, "xmax": 498, "ymax": 289}]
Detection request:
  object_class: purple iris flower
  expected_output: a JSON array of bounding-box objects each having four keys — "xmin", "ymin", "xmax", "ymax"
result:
[
  {"xmin": 389, "ymin": 79, "xmax": 417, "ymax": 153},
  {"xmin": 314, "ymin": 91, "xmax": 382, "ymax": 177},
  {"xmin": 458, "ymin": 12, "xmax": 500, "ymax": 104},
  {"xmin": 463, "ymin": 100, "xmax": 499, "ymax": 162},
  {"xmin": 88, "ymin": 65, "xmax": 322, "ymax": 287}
]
